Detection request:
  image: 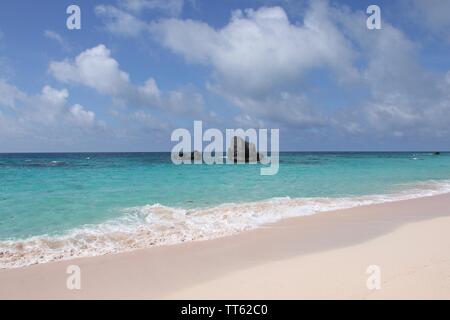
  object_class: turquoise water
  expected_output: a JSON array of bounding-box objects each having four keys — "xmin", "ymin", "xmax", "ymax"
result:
[{"xmin": 1, "ymin": 152, "xmax": 450, "ymax": 267}]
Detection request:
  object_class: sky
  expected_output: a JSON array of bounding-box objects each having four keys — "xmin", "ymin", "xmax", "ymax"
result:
[{"xmin": 0, "ymin": 0, "xmax": 449, "ymax": 152}]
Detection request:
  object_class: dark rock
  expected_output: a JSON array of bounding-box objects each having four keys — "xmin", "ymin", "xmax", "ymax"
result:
[
  {"xmin": 227, "ymin": 136, "xmax": 263, "ymax": 163},
  {"xmin": 174, "ymin": 151, "xmax": 202, "ymax": 161}
]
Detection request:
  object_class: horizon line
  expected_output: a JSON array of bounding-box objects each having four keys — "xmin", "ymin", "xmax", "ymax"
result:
[{"xmin": 0, "ymin": 151, "xmax": 447, "ymax": 154}]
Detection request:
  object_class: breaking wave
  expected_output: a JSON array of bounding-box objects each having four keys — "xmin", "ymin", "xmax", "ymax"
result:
[{"xmin": 1, "ymin": 179, "xmax": 450, "ymax": 269}]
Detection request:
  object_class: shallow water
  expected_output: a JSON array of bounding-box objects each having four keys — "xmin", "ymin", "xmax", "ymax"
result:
[{"xmin": 1, "ymin": 152, "xmax": 450, "ymax": 268}]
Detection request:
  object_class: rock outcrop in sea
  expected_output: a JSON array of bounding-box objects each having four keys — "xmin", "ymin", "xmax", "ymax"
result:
[
  {"xmin": 227, "ymin": 136, "xmax": 263, "ymax": 163},
  {"xmin": 173, "ymin": 151, "xmax": 202, "ymax": 161}
]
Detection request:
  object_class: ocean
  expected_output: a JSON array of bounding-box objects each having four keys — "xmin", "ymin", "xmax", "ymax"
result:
[{"xmin": 1, "ymin": 152, "xmax": 450, "ymax": 268}]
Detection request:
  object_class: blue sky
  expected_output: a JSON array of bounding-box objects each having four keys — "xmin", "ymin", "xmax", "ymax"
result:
[{"xmin": 0, "ymin": 0, "xmax": 449, "ymax": 152}]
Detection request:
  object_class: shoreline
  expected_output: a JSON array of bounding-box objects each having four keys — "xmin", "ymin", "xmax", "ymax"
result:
[
  {"xmin": 2, "ymin": 179, "xmax": 450, "ymax": 269},
  {"xmin": 1, "ymin": 193, "xmax": 450, "ymax": 299}
]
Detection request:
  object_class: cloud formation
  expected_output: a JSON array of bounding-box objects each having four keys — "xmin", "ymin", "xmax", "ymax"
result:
[
  {"xmin": 153, "ymin": 4, "xmax": 357, "ymax": 96},
  {"xmin": 149, "ymin": 1, "xmax": 450, "ymax": 138},
  {"xmin": 148, "ymin": 2, "xmax": 361, "ymax": 128},
  {"xmin": 44, "ymin": 30, "xmax": 70, "ymax": 51},
  {"xmin": 331, "ymin": 4, "xmax": 450, "ymax": 138},
  {"xmin": 119, "ymin": 0, "xmax": 184, "ymax": 16},
  {"xmin": 407, "ymin": 0, "xmax": 450, "ymax": 41},
  {"xmin": 50, "ymin": 44, "xmax": 134, "ymax": 96},
  {"xmin": 95, "ymin": 5, "xmax": 149, "ymax": 37},
  {"xmin": 49, "ymin": 44, "xmax": 205, "ymax": 117},
  {"xmin": 3, "ymin": 0, "xmax": 450, "ymax": 151},
  {"xmin": 0, "ymin": 80, "xmax": 104, "ymax": 148}
]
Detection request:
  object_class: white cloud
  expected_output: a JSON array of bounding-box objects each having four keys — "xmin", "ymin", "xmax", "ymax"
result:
[
  {"xmin": 49, "ymin": 44, "xmax": 131, "ymax": 96},
  {"xmin": 49, "ymin": 44, "xmax": 204, "ymax": 117},
  {"xmin": 151, "ymin": 1, "xmax": 450, "ymax": 138},
  {"xmin": 150, "ymin": 2, "xmax": 358, "ymax": 128},
  {"xmin": 44, "ymin": 30, "xmax": 69, "ymax": 51},
  {"xmin": 0, "ymin": 80, "xmax": 102, "ymax": 143},
  {"xmin": 407, "ymin": 0, "xmax": 450, "ymax": 40},
  {"xmin": 95, "ymin": 5, "xmax": 149, "ymax": 37},
  {"xmin": 96, "ymin": 2, "xmax": 361, "ymax": 134},
  {"xmin": 41, "ymin": 85, "xmax": 68, "ymax": 105},
  {"xmin": 119, "ymin": 0, "xmax": 184, "ymax": 16},
  {"xmin": 0, "ymin": 77, "xmax": 185, "ymax": 151},
  {"xmin": 69, "ymin": 104, "xmax": 96, "ymax": 127},
  {"xmin": 214, "ymin": 87, "xmax": 324, "ymax": 128},
  {"xmin": 152, "ymin": 4, "xmax": 357, "ymax": 98},
  {"xmin": 28, "ymin": 1, "xmax": 450, "ymax": 147},
  {"xmin": 0, "ymin": 80, "xmax": 26, "ymax": 109},
  {"xmin": 446, "ymin": 72, "xmax": 450, "ymax": 86},
  {"xmin": 130, "ymin": 110, "xmax": 168, "ymax": 130},
  {"xmin": 329, "ymin": 3, "xmax": 450, "ymax": 138}
]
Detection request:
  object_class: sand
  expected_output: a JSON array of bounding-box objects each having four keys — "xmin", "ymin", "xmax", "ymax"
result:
[{"xmin": 1, "ymin": 193, "xmax": 450, "ymax": 300}]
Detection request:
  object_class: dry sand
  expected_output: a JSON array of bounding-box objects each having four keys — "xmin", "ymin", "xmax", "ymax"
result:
[{"xmin": 1, "ymin": 193, "xmax": 450, "ymax": 300}]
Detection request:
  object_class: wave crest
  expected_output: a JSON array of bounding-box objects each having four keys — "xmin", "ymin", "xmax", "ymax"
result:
[{"xmin": 2, "ymin": 180, "xmax": 450, "ymax": 269}]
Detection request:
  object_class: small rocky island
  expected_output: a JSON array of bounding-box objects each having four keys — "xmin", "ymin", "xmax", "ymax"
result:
[
  {"xmin": 173, "ymin": 151, "xmax": 202, "ymax": 161},
  {"xmin": 172, "ymin": 137, "xmax": 263, "ymax": 163},
  {"xmin": 227, "ymin": 136, "xmax": 263, "ymax": 163}
]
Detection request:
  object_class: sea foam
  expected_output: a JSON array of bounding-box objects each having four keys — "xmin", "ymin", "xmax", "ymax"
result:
[{"xmin": 1, "ymin": 179, "xmax": 450, "ymax": 269}]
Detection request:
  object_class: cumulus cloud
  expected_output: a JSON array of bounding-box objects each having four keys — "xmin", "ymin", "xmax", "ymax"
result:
[
  {"xmin": 69, "ymin": 104, "xmax": 96, "ymax": 127},
  {"xmin": 49, "ymin": 44, "xmax": 131, "ymax": 95},
  {"xmin": 94, "ymin": 2, "xmax": 351, "ymax": 128},
  {"xmin": 6, "ymin": 0, "xmax": 447, "ymax": 150},
  {"xmin": 215, "ymin": 88, "xmax": 324, "ymax": 128},
  {"xmin": 148, "ymin": 2, "xmax": 361, "ymax": 128},
  {"xmin": 152, "ymin": 3, "xmax": 358, "ymax": 97},
  {"xmin": 0, "ymin": 80, "xmax": 103, "ymax": 146},
  {"xmin": 0, "ymin": 80, "xmax": 26, "ymax": 109},
  {"xmin": 95, "ymin": 5, "xmax": 149, "ymax": 37},
  {"xmin": 95, "ymin": 1, "xmax": 187, "ymax": 37},
  {"xmin": 330, "ymin": 4, "xmax": 450, "ymax": 139},
  {"xmin": 0, "ymin": 77, "xmax": 185, "ymax": 151},
  {"xmin": 49, "ymin": 44, "xmax": 204, "ymax": 117},
  {"xmin": 119, "ymin": 0, "xmax": 184, "ymax": 16},
  {"xmin": 149, "ymin": 1, "xmax": 450, "ymax": 139}
]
